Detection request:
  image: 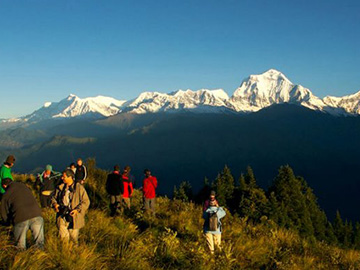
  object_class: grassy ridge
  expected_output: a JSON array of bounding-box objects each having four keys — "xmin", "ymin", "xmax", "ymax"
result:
[{"xmin": 1, "ymin": 173, "xmax": 360, "ymax": 269}]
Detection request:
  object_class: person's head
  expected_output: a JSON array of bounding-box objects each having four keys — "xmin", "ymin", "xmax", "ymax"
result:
[
  {"xmin": 144, "ymin": 169, "xmax": 151, "ymax": 177},
  {"xmin": 1, "ymin": 178, "xmax": 12, "ymax": 190},
  {"xmin": 62, "ymin": 169, "xmax": 75, "ymax": 186},
  {"xmin": 4, "ymin": 155, "xmax": 15, "ymax": 167},
  {"xmin": 69, "ymin": 163, "xmax": 76, "ymax": 169},
  {"xmin": 45, "ymin": 164, "xmax": 53, "ymax": 174},
  {"xmin": 123, "ymin": 165, "xmax": 131, "ymax": 174},
  {"xmin": 77, "ymin": 158, "xmax": 83, "ymax": 166},
  {"xmin": 114, "ymin": 165, "xmax": 120, "ymax": 172},
  {"xmin": 209, "ymin": 190, "xmax": 216, "ymax": 201}
]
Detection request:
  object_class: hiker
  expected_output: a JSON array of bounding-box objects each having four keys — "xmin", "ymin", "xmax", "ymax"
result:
[
  {"xmin": 203, "ymin": 198, "xmax": 226, "ymax": 254},
  {"xmin": 75, "ymin": 158, "xmax": 87, "ymax": 184},
  {"xmin": 124, "ymin": 165, "xmax": 136, "ymax": 187},
  {"xmin": 52, "ymin": 169, "xmax": 90, "ymax": 244},
  {"xmin": 1, "ymin": 178, "xmax": 44, "ymax": 250},
  {"xmin": 203, "ymin": 190, "xmax": 219, "ymax": 212},
  {"xmin": 0, "ymin": 155, "xmax": 15, "ymax": 199},
  {"xmin": 121, "ymin": 166, "xmax": 134, "ymax": 210},
  {"xmin": 69, "ymin": 163, "xmax": 76, "ymax": 174},
  {"xmin": 36, "ymin": 164, "xmax": 62, "ymax": 208},
  {"xmin": 142, "ymin": 169, "xmax": 157, "ymax": 215},
  {"xmin": 106, "ymin": 165, "xmax": 123, "ymax": 216}
]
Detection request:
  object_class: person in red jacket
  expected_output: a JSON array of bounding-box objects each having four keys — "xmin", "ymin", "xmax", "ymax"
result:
[
  {"xmin": 142, "ymin": 169, "xmax": 157, "ymax": 215},
  {"xmin": 121, "ymin": 166, "xmax": 134, "ymax": 210}
]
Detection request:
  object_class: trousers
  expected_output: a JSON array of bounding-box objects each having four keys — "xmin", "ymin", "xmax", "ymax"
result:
[
  {"xmin": 14, "ymin": 216, "xmax": 44, "ymax": 250},
  {"xmin": 205, "ymin": 233, "xmax": 221, "ymax": 253}
]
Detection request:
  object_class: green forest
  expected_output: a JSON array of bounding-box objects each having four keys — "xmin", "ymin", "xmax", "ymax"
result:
[{"xmin": 1, "ymin": 159, "xmax": 360, "ymax": 269}]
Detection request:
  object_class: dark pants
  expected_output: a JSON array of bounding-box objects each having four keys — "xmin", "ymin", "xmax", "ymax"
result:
[
  {"xmin": 14, "ymin": 216, "xmax": 44, "ymax": 250},
  {"xmin": 40, "ymin": 194, "xmax": 52, "ymax": 208},
  {"xmin": 109, "ymin": 195, "xmax": 122, "ymax": 216},
  {"xmin": 144, "ymin": 198, "xmax": 156, "ymax": 215}
]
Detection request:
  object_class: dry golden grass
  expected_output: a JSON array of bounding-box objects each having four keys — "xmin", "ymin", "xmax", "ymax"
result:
[{"xmin": 1, "ymin": 173, "xmax": 360, "ymax": 269}]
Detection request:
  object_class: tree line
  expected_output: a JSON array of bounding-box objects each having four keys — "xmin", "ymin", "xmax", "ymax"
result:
[{"xmin": 173, "ymin": 165, "xmax": 360, "ymax": 249}]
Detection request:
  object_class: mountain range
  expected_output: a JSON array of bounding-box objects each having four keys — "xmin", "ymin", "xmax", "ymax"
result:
[
  {"xmin": 2, "ymin": 69, "xmax": 360, "ymax": 129},
  {"xmin": 1, "ymin": 69, "xmax": 360, "ymax": 221}
]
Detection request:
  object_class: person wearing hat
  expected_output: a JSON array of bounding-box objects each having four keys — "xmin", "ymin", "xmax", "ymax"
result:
[
  {"xmin": 36, "ymin": 164, "xmax": 62, "ymax": 208},
  {"xmin": 202, "ymin": 196, "xmax": 226, "ymax": 254},
  {"xmin": 0, "ymin": 155, "xmax": 15, "ymax": 198},
  {"xmin": 203, "ymin": 190, "xmax": 219, "ymax": 212}
]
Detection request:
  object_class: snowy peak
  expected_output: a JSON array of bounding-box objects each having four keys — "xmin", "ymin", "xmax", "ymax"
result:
[
  {"xmin": 233, "ymin": 69, "xmax": 293, "ymax": 99},
  {"xmin": 2, "ymin": 69, "xmax": 360, "ymax": 128},
  {"xmin": 230, "ymin": 69, "xmax": 315, "ymax": 112},
  {"xmin": 323, "ymin": 90, "xmax": 360, "ymax": 114},
  {"xmin": 7, "ymin": 95, "xmax": 127, "ymax": 123},
  {"xmin": 125, "ymin": 88, "xmax": 230, "ymax": 114}
]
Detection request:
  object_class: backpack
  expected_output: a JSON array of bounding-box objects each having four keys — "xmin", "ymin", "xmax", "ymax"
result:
[{"xmin": 208, "ymin": 211, "xmax": 219, "ymax": 231}]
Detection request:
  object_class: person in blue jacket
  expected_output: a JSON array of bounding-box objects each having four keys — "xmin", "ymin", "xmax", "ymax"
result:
[{"xmin": 202, "ymin": 199, "xmax": 226, "ymax": 254}]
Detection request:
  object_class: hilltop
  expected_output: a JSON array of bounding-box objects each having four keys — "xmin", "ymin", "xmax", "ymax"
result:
[{"xmin": 1, "ymin": 163, "xmax": 360, "ymax": 269}]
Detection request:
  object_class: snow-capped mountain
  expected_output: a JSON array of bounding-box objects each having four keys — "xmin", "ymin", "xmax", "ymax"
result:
[
  {"xmin": 323, "ymin": 91, "xmax": 360, "ymax": 115},
  {"xmin": 3, "ymin": 94, "xmax": 126, "ymax": 124},
  {"xmin": 122, "ymin": 89, "xmax": 230, "ymax": 114},
  {"xmin": 228, "ymin": 69, "xmax": 328, "ymax": 112},
  {"xmin": 2, "ymin": 69, "xmax": 360, "ymax": 128}
]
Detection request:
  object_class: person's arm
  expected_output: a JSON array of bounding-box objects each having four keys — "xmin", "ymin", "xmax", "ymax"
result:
[
  {"xmin": 52, "ymin": 172, "xmax": 62, "ymax": 187},
  {"xmin": 83, "ymin": 165, "xmax": 87, "ymax": 180},
  {"xmin": 142, "ymin": 179, "xmax": 148, "ymax": 195},
  {"xmin": 51, "ymin": 186, "xmax": 61, "ymax": 212},
  {"xmin": 72, "ymin": 185, "xmax": 90, "ymax": 215},
  {"xmin": 129, "ymin": 182, "xmax": 134, "ymax": 197},
  {"xmin": 4, "ymin": 168, "xmax": 13, "ymax": 180},
  {"xmin": 36, "ymin": 173, "xmax": 43, "ymax": 186},
  {"xmin": 0, "ymin": 196, "xmax": 10, "ymax": 225},
  {"xmin": 202, "ymin": 208, "xmax": 209, "ymax": 219},
  {"xmin": 217, "ymin": 207, "xmax": 226, "ymax": 219},
  {"xmin": 203, "ymin": 200, "xmax": 209, "ymax": 212},
  {"xmin": 153, "ymin": 177, "xmax": 158, "ymax": 188}
]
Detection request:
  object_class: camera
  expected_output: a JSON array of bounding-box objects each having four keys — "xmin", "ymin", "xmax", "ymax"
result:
[{"xmin": 59, "ymin": 205, "xmax": 73, "ymax": 223}]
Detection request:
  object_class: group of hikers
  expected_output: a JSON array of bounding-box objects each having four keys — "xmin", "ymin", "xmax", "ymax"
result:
[{"xmin": 0, "ymin": 155, "xmax": 225, "ymax": 254}]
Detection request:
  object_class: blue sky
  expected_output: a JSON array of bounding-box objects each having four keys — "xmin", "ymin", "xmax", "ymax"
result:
[{"xmin": 0, "ymin": 0, "xmax": 359, "ymax": 118}]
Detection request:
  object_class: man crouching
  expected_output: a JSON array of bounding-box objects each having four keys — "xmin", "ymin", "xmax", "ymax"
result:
[{"xmin": 52, "ymin": 169, "xmax": 90, "ymax": 244}]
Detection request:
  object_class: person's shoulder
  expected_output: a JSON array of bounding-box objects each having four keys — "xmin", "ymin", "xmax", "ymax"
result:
[
  {"xmin": 8, "ymin": 181, "xmax": 28, "ymax": 193},
  {"xmin": 76, "ymin": 183, "xmax": 87, "ymax": 192},
  {"xmin": 57, "ymin": 183, "xmax": 65, "ymax": 190},
  {"xmin": 11, "ymin": 181, "xmax": 24, "ymax": 188}
]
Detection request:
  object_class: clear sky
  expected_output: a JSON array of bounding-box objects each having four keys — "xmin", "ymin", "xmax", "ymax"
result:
[{"xmin": 0, "ymin": 0, "xmax": 359, "ymax": 118}]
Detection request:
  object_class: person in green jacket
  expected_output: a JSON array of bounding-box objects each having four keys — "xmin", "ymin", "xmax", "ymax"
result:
[{"xmin": 0, "ymin": 155, "xmax": 15, "ymax": 196}]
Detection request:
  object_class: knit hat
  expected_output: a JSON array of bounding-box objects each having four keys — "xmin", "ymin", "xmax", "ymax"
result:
[
  {"xmin": 5, "ymin": 155, "xmax": 15, "ymax": 164},
  {"xmin": 45, "ymin": 164, "xmax": 53, "ymax": 172},
  {"xmin": 114, "ymin": 165, "xmax": 120, "ymax": 171},
  {"xmin": 210, "ymin": 190, "xmax": 216, "ymax": 196}
]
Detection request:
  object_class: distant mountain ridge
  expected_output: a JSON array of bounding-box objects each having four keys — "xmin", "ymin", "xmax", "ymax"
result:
[{"xmin": 2, "ymin": 69, "xmax": 360, "ymax": 128}]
